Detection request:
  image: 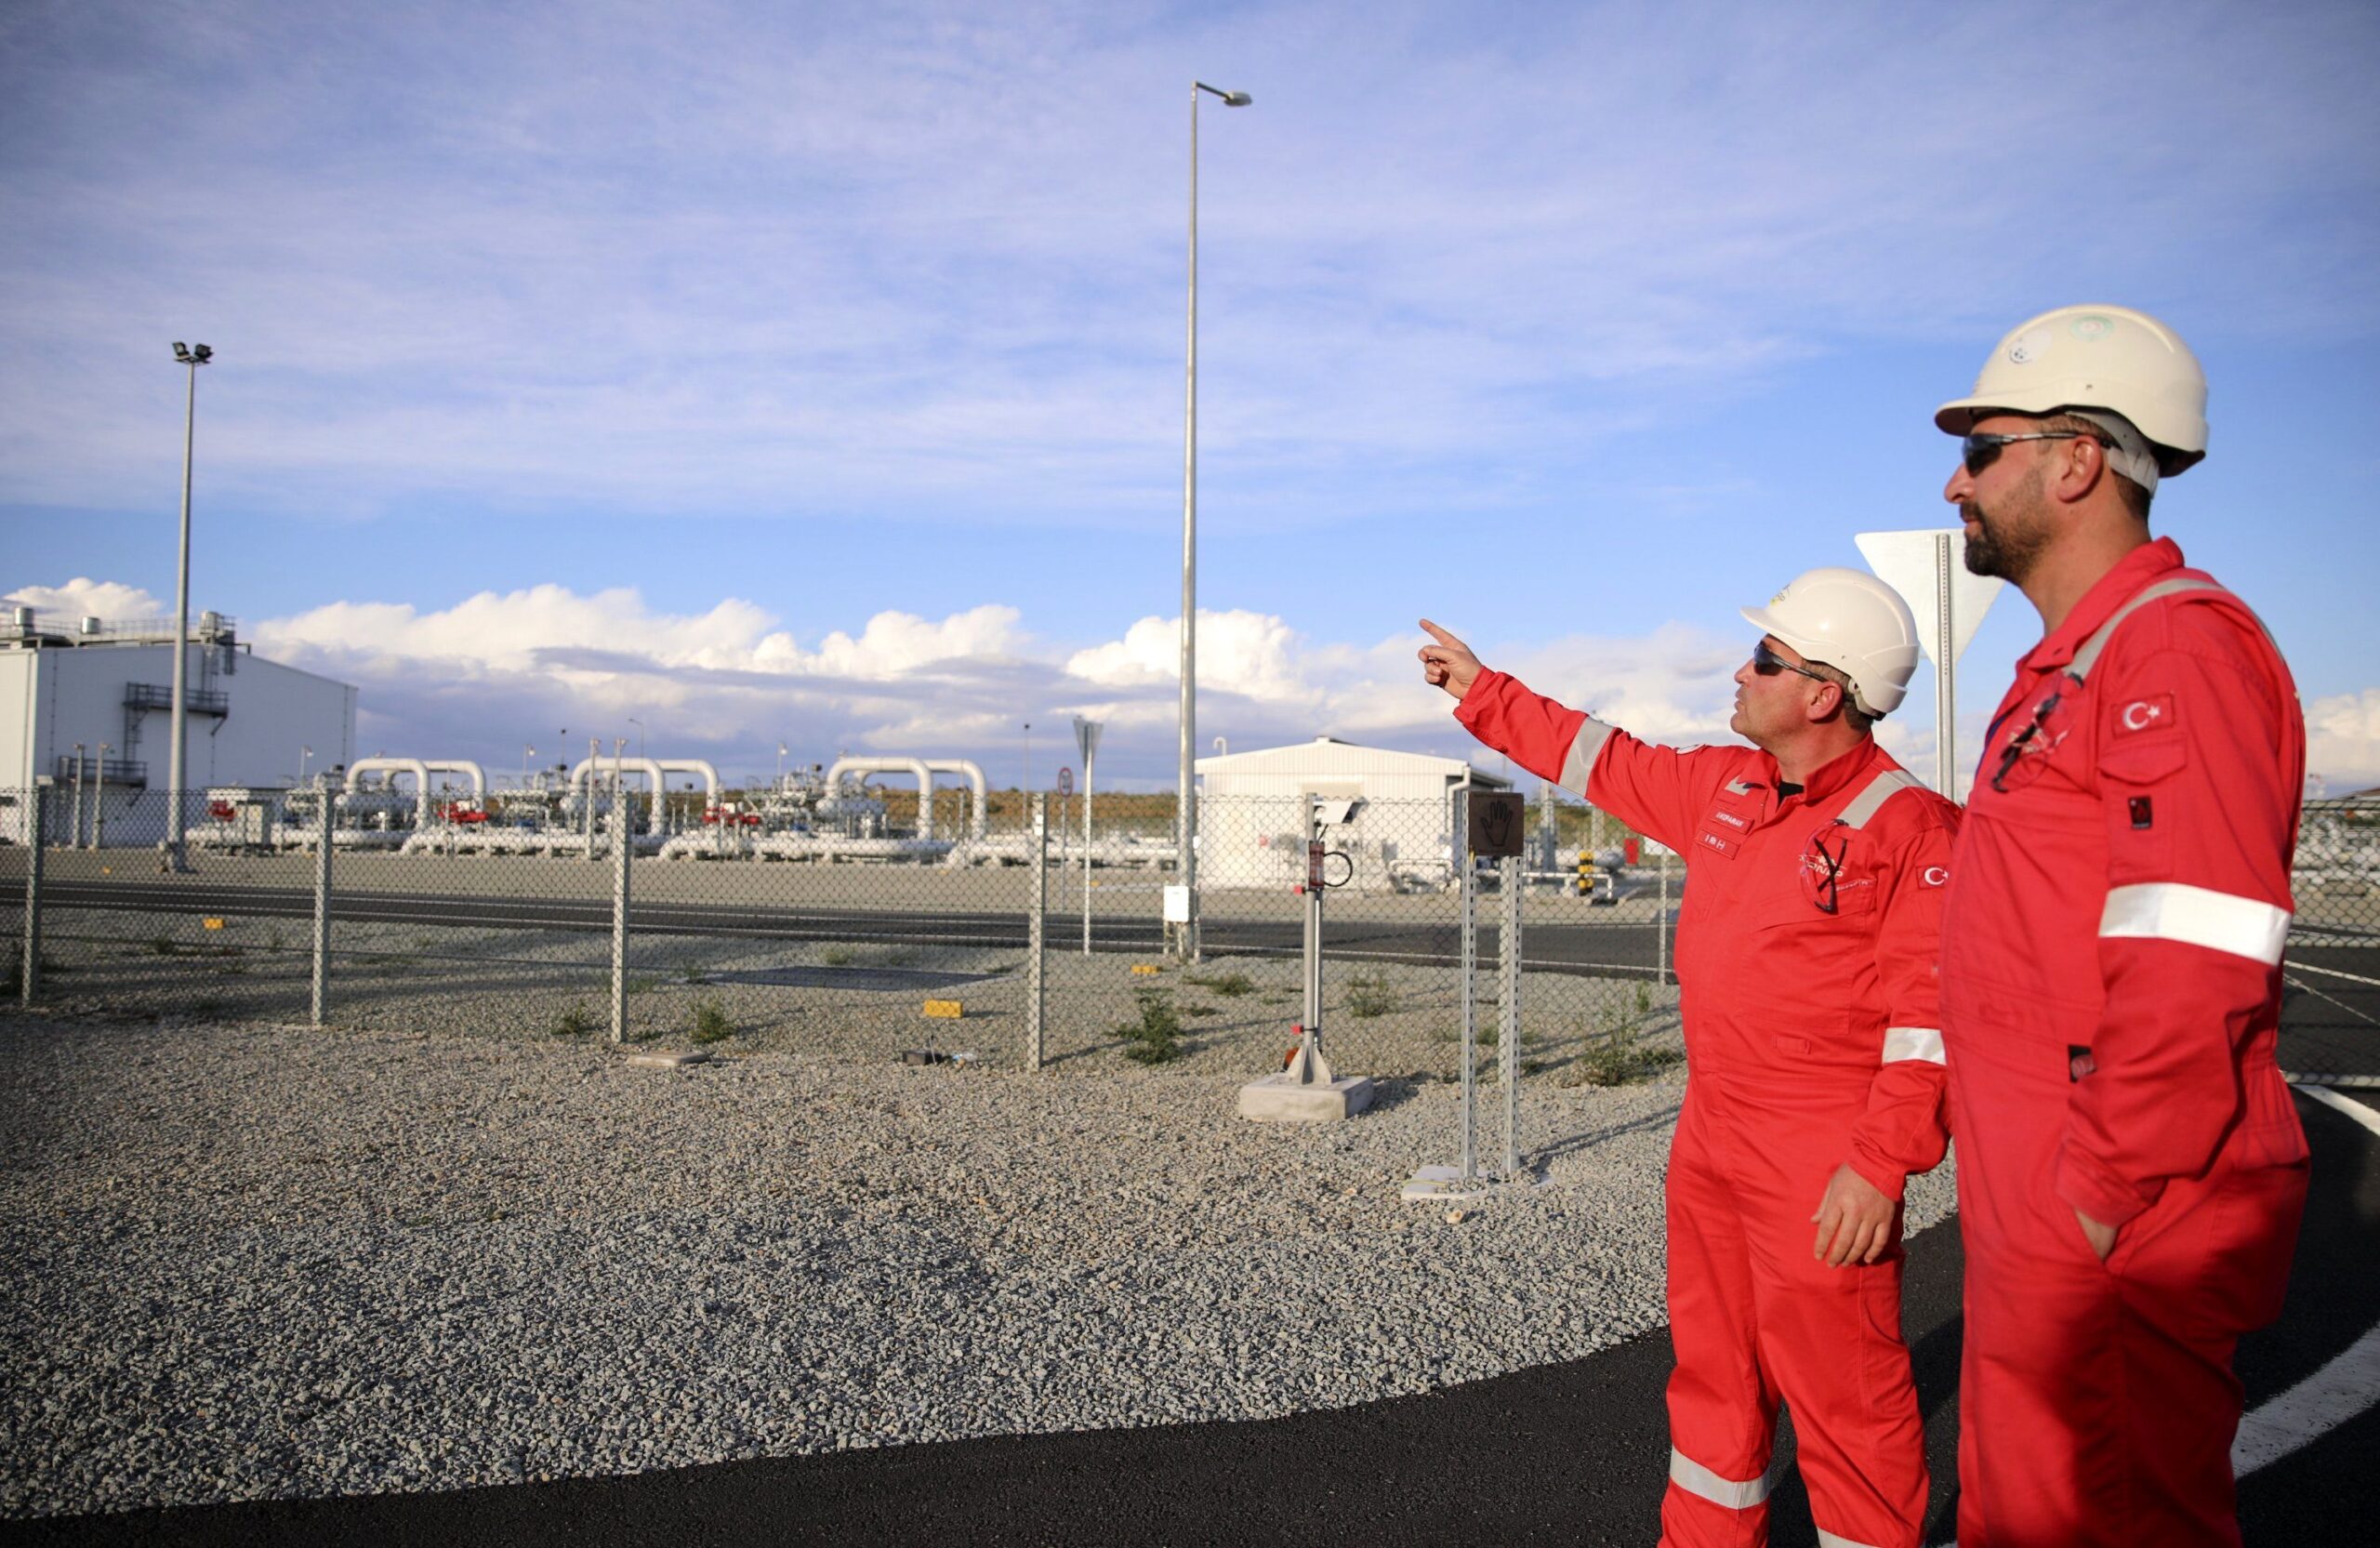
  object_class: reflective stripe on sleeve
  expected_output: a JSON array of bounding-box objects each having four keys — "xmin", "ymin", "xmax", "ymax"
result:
[
  {"xmin": 1668, "ymin": 1447, "xmax": 1770, "ymax": 1510},
  {"xmin": 2099, "ymin": 882, "xmax": 2292, "ymax": 966},
  {"xmin": 1562, "ymin": 718, "xmax": 1615, "ymax": 797},
  {"xmin": 1882, "ymin": 1026, "xmax": 1945, "ymax": 1065}
]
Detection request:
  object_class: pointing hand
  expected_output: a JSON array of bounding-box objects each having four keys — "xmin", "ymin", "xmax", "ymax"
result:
[{"xmin": 1417, "ymin": 618, "xmax": 1485, "ymax": 701}]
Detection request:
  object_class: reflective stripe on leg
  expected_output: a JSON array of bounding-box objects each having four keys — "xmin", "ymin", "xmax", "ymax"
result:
[{"xmin": 1669, "ymin": 1446, "xmax": 1771, "ymax": 1510}]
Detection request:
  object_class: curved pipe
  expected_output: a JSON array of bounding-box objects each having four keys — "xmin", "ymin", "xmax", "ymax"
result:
[
  {"xmin": 654, "ymin": 759, "xmax": 721, "ymax": 805},
  {"xmin": 824, "ymin": 757, "xmax": 938, "ymax": 840},
  {"xmin": 423, "ymin": 760, "xmax": 486, "ymax": 802},
  {"xmin": 567, "ymin": 757, "xmax": 670, "ymax": 827},
  {"xmin": 923, "ymin": 759, "xmax": 988, "ymax": 840},
  {"xmin": 344, "ymin": 757, "xmax": 433, "ymax": 829}
]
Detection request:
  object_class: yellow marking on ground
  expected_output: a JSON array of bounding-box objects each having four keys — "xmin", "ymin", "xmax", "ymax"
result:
[{"xmin": 922, "ymin": 999, "xmax": 964, "ymax": 1020}]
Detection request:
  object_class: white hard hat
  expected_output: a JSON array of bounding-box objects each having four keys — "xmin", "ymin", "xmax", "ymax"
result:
[
  {"xmin": 1740, "ymin": 567, "xmax": 1922, "ymax": 718},
  {"xmin": 1935, "ymin": 304, "xmax": 2207, "ymax": 479}
]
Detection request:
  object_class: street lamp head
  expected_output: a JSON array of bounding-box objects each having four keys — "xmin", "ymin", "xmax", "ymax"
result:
[
  {"xmin": 172, "ymin": 343, "xmax": 190, "ymax": 361},
  {"xmin": 192, "ymin": 344, "xmax": 212, "ymax": 364},
  {"xmin": 1223, "ymin": 91, "xmax": 1252, "ymax": 106},
  {"xmin": 173, "ymin": 342, "xmax": 212, "ymax": 365}
]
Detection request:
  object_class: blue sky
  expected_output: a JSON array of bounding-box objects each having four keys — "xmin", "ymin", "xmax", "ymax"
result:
[{"xmin": 6, "ymin": 0, "xmax": 2377, "ymax": 790}]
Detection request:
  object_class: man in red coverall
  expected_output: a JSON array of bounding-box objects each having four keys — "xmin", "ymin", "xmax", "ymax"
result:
[
  {"xmin": 1934, "ymin": 304, "xmax": 2308, "ymax": 1547},
  {"xmin": 1420, "ymin": 566, "xmax": 1958, "ymax": 1548}
]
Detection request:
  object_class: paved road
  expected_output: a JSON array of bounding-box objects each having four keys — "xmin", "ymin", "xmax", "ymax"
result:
[
  {"xmin": 20, "ymin": 1090, "xmax": 2374, "ymax": 1547},
  {"xmin": 39, "ymin": 879, "xmax": 1676, "ymax": 978}
]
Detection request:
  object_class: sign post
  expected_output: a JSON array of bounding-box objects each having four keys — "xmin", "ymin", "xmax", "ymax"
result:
[{"xmin": 1855, "ymin": 529, "xmax": 2005, "ymax": 799}]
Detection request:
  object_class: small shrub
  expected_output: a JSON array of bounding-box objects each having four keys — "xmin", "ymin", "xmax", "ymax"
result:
[
  {"xmin": 552, "ymin": 1005, "xmax": 596, "ymax": 1038},
  {"xmin": 1563, "ymin": 1008, "xmax": 1678, "ymax": 1087},
  {"xmin": 1117, "ymin": 990, "xmax": 1183, "ymax": 1065},
  {"xmin": 679, "ymin": 963, "xmax": 709, "ymax": 985},
  {"xmin": 1344, "ymin": 972, "xmax": 1399, "ymax": 1019},
  {"xmin": 820, "ymin": 946, "xmax": 855, "ymax": 967},
  {"xmin": 1181, "ymin": 1003, "xmax": 1220, "ymax": 1018},
  {"xmin": 625, "ymin": 975, "xmax": 658, "ymax": 995},
  {"xmin": 689, "ymin": 999, "xmax": 734, "ymax": 1044},
  {"xmin": 1187, "ymin": 971, "xmax": 1254, "ymax": 998},
  {"xmin": 149, "ymin": 935, "xmax": 178, "ymax": 957}
]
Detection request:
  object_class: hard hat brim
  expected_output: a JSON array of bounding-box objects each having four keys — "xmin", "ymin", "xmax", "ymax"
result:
[{"xmin": 1934, "ymin": 391, "xmax": 2206, "ymax": 475}]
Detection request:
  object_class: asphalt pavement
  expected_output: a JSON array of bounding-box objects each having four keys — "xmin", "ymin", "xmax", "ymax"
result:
[{"xmin": 19, "ymin": 1090, "xmax": 2372, "ymax": 1547}]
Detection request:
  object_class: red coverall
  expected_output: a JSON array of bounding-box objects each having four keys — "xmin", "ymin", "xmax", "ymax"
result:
[
  {"xmin": 1941, "ymin": 537, "xmax": 2308, "ymax": 1547},
  {"xmin": 1457, "ymin": 673, "xmax": 1958, "ymax": 1548}
]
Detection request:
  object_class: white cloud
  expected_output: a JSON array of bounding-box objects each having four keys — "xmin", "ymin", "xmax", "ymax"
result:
[
  {"xmin": 31, "ymin": 571, "xmax": 2374, "ymax": 795},
  {"xmin": 3, "ymin": 577, "xmax": 169, "ymax": 622},
  {"xmin": 2309, "ymin": 688, "xmax": 2380, "ymax": 796}
]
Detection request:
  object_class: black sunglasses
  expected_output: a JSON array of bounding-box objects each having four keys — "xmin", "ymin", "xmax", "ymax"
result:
[
  {"xmin": 1752, "ymin": 640, "xmax": 1832, "ymax": 685},
  {"xmin": 1962, "ymin": 430, "xmax": 2109, "ymax": 476}
]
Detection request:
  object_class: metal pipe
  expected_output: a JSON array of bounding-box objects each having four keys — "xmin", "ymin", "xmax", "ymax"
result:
[
  {"xmin": 420, "ymin": 761, "xmax": 487, "ymax": 801},
  {"xmin": 922, "ymin": 759, "xmax": 988, "ymax": 840},
  {"xmin": 822, "ymin": 757, "xmax": 939, "ymax": 841},
  {"xmin": 566, "ymin": 758, "xmax": 669, "ymax": 831},
  {"xmin": 343, "ymin": 757, "xmax": 435, "ymax": 831}
]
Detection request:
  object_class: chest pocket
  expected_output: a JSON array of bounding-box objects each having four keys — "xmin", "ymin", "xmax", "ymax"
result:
[{"xmin": 1792, "ymin": 819, "xmax": 1881, "ymax": 920}]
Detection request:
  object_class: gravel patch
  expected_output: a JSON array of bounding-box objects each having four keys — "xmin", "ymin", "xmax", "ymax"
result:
[{"xmin": 0, "ymin": 1012, "xmax": 1955, "ymax": 1519}]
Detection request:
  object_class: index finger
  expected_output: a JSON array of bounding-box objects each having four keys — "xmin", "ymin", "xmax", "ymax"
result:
[{"xmin": 1418, "ymin": 618, "xmax": 1464, "ymax": 648}]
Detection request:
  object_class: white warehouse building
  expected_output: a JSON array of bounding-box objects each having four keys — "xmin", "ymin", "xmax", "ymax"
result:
[
  {"xmin": 1, "ymin": 607, "xmax": 358, "ymax": 845},
  {"xmin": 1194, "ymin": 735, "xmax": 1511, "ymax": 892}
]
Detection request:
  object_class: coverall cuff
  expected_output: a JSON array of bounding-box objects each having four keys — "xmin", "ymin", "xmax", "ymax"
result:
[
  {"xmin": 2052, "ymin": 1143, "xmax": 2157, "ymax": 1230},
  {"xmin": 1452, "ymin": 668, "xmax": 1507, "ymax": 722},
  {"xmin": 1845, "ymin": 1150, "xmax": 1907, "ymax": 1204}
]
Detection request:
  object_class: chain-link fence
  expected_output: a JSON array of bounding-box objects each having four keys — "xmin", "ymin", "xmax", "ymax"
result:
[{"xmin": 4, "ymin": 782, "xmax": 2373, "ymax": 1087}]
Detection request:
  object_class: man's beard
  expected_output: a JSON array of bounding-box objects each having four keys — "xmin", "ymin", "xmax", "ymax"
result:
[{"xmin": 1962, "ymin": 491, "xmax": 2049, "ymax": 582}]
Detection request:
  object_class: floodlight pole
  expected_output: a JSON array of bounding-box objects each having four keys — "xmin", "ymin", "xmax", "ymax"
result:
[
  {"xmin": 1179, "ymin": 80, "xmax": 1252, "ymax": 964},
  {"xmin": 165, "ymin": 342, "xmax": 211, "ymax": 872}
]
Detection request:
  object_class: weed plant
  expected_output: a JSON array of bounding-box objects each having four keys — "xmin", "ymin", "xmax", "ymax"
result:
[
  {"xmin": 552, "ymin": 1005, "xmax": 596, "ymax": 1037},
  {"xmin": 1117, "ymin": 989, "xmax": 1183, "ymax": 1065},
  {"xmin": 1185, "ymin": 971, "xmax": 1254, "ymax": 998},
  {"xmin": 690, "ymin": 999, "xmax": 734, "ymax": 1044},
  {"xmin": 1345, "ymin": 973, "xmax": 1398, "ymax": 1018}
]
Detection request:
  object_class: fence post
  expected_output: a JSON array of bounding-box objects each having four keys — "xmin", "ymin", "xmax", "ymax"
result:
[
  {"xmin": 1458, "ymin": 787, "xmax": 1477, "ymax": 1184},
  {"xmin": 610, "ymin": 791, "xmax": 632, "ymax": 1043},
  {"xmin": 1500, "ymin": 849, "xmax": 1522, "ymax": 1176},
  {"xmin": 1658, "ymin": 856, "xmax": 1670, "ymax": 986},
  {"xmin": 311, "ymin": 774, "xmax": 337, "ymax": 1027},
  {"xmin": 21, "ymin": 779, "xmax": 48, "ymax": 1005},
  {"xmin": 1027, "ymin": 793, "xmax": 1047, "ymax": 1070}
]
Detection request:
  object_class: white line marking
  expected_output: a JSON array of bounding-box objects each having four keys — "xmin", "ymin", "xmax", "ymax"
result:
[
  {"xmin": 2298, "ymin": 1084, "xmax": 2380, "ymax": 1138},
  {"xmin": 2231, "ymin": 1320, "xmax": 2380, "ymax": 1474}
]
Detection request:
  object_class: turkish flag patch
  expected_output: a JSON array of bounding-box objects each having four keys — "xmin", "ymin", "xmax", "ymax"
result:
[{"xmin": 2111, "ymin": 693, "xmax": 2176, "ymax": 737}]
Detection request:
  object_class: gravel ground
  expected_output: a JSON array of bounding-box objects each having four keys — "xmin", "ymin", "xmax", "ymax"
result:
[
  {"xmin": 0, "ymin": 1012, "xmax": 1956, "ymax": 1521},
  {"xmin": 19, "ymin": 905, "xmax": 1679, "ymax": 1080}
]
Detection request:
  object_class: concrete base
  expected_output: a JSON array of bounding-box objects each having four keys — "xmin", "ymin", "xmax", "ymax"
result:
[
  {"xmin": 1238, "ymin": 1072, "xmax": 1374, "ymax": 1123},
  {"xmin": 625, "ymin": 1050, "xmax": 713, "ymax": 1068},
  {"xmin": 1399, "ymin": 1163, "xmax": 1491, "ymax": 1203}
]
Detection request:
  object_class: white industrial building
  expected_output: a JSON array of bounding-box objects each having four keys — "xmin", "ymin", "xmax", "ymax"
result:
[
  {"xmin": 1194, "ymin": 735, "xmax": 1512, "ymax": 892},
  {"xmin": 1, "ymin": 607, "xmax": 358, "ymax": 845}
]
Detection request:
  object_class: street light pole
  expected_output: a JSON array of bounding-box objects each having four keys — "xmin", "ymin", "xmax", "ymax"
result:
[
  {"xmin": 1180, "ymin": 80, "xmax": 1250, "ymax": 963},
  {"xmin": 165, "ymin": 341, "xmax": 212, "ymax": 872}
]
